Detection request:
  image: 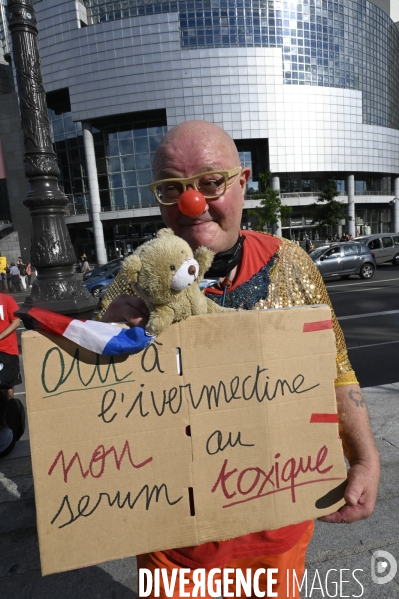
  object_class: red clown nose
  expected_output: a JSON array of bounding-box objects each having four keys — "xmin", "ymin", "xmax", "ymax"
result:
[{"xmin": 178, "ymin": 190, "xmax": 207, "ymax": 217}]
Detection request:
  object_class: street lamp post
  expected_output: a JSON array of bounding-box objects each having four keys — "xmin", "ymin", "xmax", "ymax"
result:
[{"xmin": 7, "ymin": 0, "xmax": 97, "ymax": 324}]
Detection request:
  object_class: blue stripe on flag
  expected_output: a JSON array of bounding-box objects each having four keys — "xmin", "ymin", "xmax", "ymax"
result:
[{"xmin": 102, "ymin": 326, "xmax": 153, "ymax": 356}]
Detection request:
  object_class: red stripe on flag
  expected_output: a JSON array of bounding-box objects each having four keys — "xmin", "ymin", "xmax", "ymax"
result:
[
  {"xmin": 303, "ymin": 319, "xmax": 333, "ymax": 332},
  {"xmin": 28, "ymin": 307, "xmax": 75, "ymax": 336},
  {"xmin": 310, "ymin": 413, "xmax": 339, "ymax": 423}
]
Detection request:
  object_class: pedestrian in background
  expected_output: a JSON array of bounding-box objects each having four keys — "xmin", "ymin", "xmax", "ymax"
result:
[
  {"xmin": 26, "ymin": 263, "xmax": 32, "ymax": 287},
  {"xmin": 81, "ymin": 258, "xmax": 90, "ymax": 274},
  {"xmin": 5, "ymin": 264, "xmax": 12, "ymax": 292},
  {"xmin": 9, "ymin": 263, "xmax": 21, "ymax": 293},
  {"xmin": 17, "ymin": 258, "xmax": 27, "ymax": 290},
  {"xmin": 0, "ymin": 292, "xmax": 25, "ymax": 458}
]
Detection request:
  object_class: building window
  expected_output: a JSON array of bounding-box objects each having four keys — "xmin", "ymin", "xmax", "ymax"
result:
[
  {"xmin": 91, "ymin": 110, "xmax": 167, "ymax": 211},
  {"xmin": 47, "ymin": 90, "xmax": 89, "ymax": 215},
  {"xmin": 355, "ymin": 207, "xmax": 392, "ymax": 235},
  {"xmin": 238, "ymin": 151, "xmax": 259, "ymax": 195},
  {"xmin": 236, "ymin": 139, "xmax": 268, "ymax": 196}
]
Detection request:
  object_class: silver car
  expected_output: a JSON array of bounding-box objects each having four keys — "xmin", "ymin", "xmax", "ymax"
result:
[
  {"xmin": 354, "ymin": 233, "xmax": 399, "ymax": 265},
  {"xmin": 309, "ymin": 242, "xmax": 376, "ymax": 279}
]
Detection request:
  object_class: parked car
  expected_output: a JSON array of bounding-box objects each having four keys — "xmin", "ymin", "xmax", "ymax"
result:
[
  {"xmin": 309, "ymin": 242, "xmax": 376, "ymax": 279},
  {"xmin": 98, "ymin": 284, "xmax": 112, "ymax": 303},
  {"xmin": 82, "ymin": 257, "xmax": 123, "ymax": 282},
  {"xmin": 83, "ymin": 266, "xmax": 121, "ymax": 297},
  {"xmin": 353, "ymin": 233, "xmax": 399, "ymax": 265}
]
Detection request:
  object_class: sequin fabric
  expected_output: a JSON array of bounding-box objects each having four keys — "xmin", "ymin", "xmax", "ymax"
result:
[
  {"xmin": 97, "ymin": 268, "xmax": 136, "ymax": 316},
  {"xmin": 205, "ymin": 255, "xmax": 278, "ymax": 309},
  {"xmin": 254, "ymin": 237, "xmax": 358, "ymax": 387},
  {"xmin": 97, "ymin": 235, "xmax": 358, "ymax": 387}
]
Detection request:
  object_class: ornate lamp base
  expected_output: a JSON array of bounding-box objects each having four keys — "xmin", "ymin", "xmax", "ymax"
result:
[{"xmin": 16, "ymin": 268, "xmax": 98, "ymax": 328}]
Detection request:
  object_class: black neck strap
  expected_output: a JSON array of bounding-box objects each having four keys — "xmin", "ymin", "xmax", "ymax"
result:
[{"xmin": 205, "ymin": 235, "xmax": 246, "ymax": 278}]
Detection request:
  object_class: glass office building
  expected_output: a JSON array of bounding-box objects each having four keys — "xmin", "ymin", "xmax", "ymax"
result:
[
  {"xmin": 0, "ymin": 0, "xmax": 9, "ymax": 64},
  {"xmin": 83, "ymin": 0, "xmax": 399, "ymax": 130},
  {"xmin": 7, "ymin": 0, "xmax": 399, "ymax": 257}
]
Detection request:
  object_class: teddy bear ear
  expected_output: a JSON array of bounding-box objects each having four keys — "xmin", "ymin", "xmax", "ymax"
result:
[
  {"xmin": 122, "ymin": 254, "xmax": 142, "ymax": 283},
  {"xmin": 193, "ymin": 246, "xmax": 215, "ymax": 281},
  {"xmin": 157, "ymin": 228, "xmax": 174, "ymax": 238}
]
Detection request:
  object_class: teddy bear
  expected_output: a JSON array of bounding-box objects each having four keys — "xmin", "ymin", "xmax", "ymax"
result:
[{"xmin": 122, "ymin": 228, "xmax": 234, "ymax": 336}]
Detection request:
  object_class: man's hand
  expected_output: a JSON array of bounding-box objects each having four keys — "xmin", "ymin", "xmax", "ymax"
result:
[
  {"xmin": 101, "ymin": 294, "xmax": 149, "ymax": 328},
  {"xmin": 319, "ymin": 384, "xmax": 380, "ymax": 524},
  {"xmin": 319, "ymin": 461, "xmax": 379, "ymax": 523}
]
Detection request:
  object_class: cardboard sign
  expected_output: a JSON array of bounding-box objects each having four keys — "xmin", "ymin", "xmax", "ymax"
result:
[{"xmin": 22, "ymin": 306, "xmax": 347, "ymax": 576}]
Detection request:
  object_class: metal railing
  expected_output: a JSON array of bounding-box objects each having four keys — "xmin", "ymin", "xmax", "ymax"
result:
[
  {"xmin": 64, "ymin": 199, "xmax": 88, "ymax": 217},
  {"xmin": 357, "ymin": 191, "xmax": 393, "ymax": 195},
  {"xmin": 64, "ymin": 201, "xmax": 160, "ymax": 216},
  {"xmin": 101, "ymin": 201, "xmax": 158, "ymax": 211},
  {"xmin": 280, "ymin": 190, "xmax": 392, "ymax": 198},
  {"xmin": 279, "ymin": 191, "xmax": 347, "ymax": 198},
  {"xmin": 64, "ymin": 191, "xmax": 396, "ymax": 217},
  {"xmin": 280, "ymin": 191, "xmax": 319, "ymax": 198}
]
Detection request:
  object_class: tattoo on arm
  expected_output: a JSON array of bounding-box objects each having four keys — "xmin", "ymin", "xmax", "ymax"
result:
[{"xmin": 348, "ymin": 389, "xmax": 365, "ymax": 407}]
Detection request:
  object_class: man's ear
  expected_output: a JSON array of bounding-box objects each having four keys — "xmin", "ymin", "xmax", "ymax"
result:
[
  {"xmin": 194, "ymin": 246, "xmax": 215, "ymax": 281},
  {"xmin": 122, "ymin": 255, "xmax": 142, "ymax": 283}
]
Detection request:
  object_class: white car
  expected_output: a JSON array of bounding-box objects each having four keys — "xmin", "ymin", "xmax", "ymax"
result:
[{"xmin": 354, "ymin": 233, "xmax": 399, "ymax": 265}]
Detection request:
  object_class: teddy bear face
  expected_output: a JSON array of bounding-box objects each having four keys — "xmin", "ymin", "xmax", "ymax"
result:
[{"xmin": 124, "ymin": 233, "xmax": 200, "ymax": 305}]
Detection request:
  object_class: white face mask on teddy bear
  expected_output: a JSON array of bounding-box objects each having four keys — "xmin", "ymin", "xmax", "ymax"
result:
[
  {"xmin": 170, "ymin": 258, "xmax": 199, "ymax": 291},
  {"xmin": 122, "ymin": 228, "xmax": 234, "ymax": 336}
]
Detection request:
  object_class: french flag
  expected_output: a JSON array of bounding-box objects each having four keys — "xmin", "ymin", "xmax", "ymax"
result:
[{"xmin": 27, "ymin": 307, "xmax": 153, "ymax": 356}]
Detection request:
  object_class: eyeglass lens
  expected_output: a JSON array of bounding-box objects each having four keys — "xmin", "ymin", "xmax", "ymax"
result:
[{"xmin": 156, "ymin": 173, "xmax": 227, "ymax": 202}]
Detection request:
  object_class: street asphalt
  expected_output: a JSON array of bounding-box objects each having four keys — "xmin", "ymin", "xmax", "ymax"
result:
[{"xmin": 0, "ymin": 287, "xmax": 398, "ymax": 598}]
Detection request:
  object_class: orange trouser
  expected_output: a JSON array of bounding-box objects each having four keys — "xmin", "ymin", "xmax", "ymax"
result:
[{"xmin": 137, "ymin": 521, "xmax": 314, "ymax": 598}]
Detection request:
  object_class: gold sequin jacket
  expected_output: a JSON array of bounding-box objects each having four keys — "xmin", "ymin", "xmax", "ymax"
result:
[{"xmin": 97, "ymin": 236, "xmax": 358, "ymax": 387}]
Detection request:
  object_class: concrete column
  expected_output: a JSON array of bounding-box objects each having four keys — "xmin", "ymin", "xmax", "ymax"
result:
[
  {"xmin": 270, "ymin": 175, "xmax": 282, "ymax": 236},
  {"xmin": 270, "ymin": 176, "xmax": 280, "ymax": 191},
  {"xmin": 393, "ymin": 177, "xmax": 399, "ymax": 233},
  {"xmin": 82, "ymin": 121, "xmax": 107, "ymax": 265},
  {"xmin": 346, "ymin": 174, "xmax": 355, "ymax": 237}
]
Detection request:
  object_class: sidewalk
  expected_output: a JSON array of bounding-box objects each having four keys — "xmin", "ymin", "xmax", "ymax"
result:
[{"xmin": 1, "ymin": 382, "xmax": 398, "ymax": 598}]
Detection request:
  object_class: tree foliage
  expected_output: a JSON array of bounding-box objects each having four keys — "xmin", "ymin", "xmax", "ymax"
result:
[
  {"xmin": 248, "ymin": 172, "xmax": 292, "ymax": 232},
  {"xmin": 310, "ymin": 179, "xmax": 349, "ymax": 229}
]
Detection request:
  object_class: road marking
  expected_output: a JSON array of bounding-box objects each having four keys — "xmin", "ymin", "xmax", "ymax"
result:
[
  {"xmin": 0, "ymin": 475, "xmax": 21, "ymax": 499},
  {"xmin": 348, "ymin": 340, "xmax": 399, "ymax": 350},
  {"xmin": 326, "ymin": 277, "xmax": 399, "ymax": 289},
  {"xmin": 14, "ymin": 391, "xmax": 26, "ymax": 395},
  {"xmin": 338, "ymin": 309, "xmax": 399, "ymax": 321},
  {"xmin": 329, "ymin": 287, "xmax": 385, "ymax": 295}
]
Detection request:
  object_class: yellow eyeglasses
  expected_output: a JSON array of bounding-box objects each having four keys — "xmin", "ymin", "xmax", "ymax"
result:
[{"xmin": 149, "ymin": 167, "xmax": 243, "ymax": 206}]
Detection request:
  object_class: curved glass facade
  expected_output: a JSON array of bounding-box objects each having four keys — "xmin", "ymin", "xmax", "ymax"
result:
[
  {"xmin": 0, "ymin": 0, "xmax": 9, "ymax": 62},
  {"xmin": 47, "ymin": 95, "xmax": 168, "ymax": 213},
  {"xmin": 84, "ymin": 0, "xmax": 399, "ymax": 130}
]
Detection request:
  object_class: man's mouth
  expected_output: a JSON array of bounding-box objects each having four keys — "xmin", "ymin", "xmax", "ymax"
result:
[{"xmin": 178, "ymin": 217, "xmax": 214, "ymax": 226}]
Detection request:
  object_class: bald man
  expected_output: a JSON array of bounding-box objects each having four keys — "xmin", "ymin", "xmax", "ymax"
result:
[{"xmin": 99, "ymin": 121, "xmax": 379, "ymax": 598}]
